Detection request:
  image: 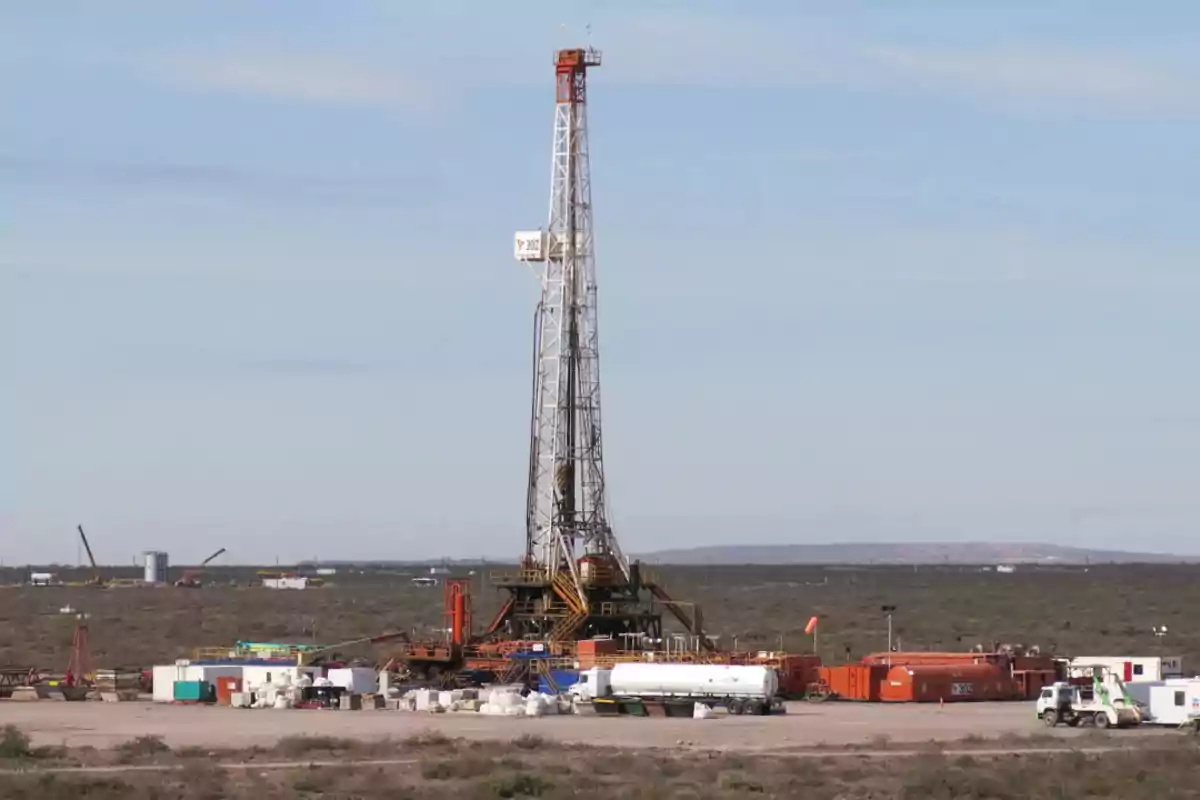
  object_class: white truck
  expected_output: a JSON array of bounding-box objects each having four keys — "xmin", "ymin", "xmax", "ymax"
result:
[{"xmin": 1037, "ymin": 668, "xmax": 1141, "ymax": 729}]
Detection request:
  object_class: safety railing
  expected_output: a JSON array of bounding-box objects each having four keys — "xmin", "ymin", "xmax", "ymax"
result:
[{"xmin": 489, "ymin": 568, "xmax": 551, "ymax": 586}]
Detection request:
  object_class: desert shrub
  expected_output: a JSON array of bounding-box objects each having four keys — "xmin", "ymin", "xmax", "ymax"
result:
[
  {"xmin": 510, "ymin": 734, "xmax": 545, "ymax": 750},
  {"xmin": 720, "ymin": 772, "xmax": 765, "ymax": 793},
  {"xmin": 275, "ymin": 735, "xmax": 363, "ymax": 758},
  {"xmin": 115, "ymin": 735, "xmax": 171, "ymax": 763},
  {"xmin": 868, "ymin": 733, "xmax": 892, "ymax": 750},
  {"xmin": 421, "ymin": 756, "xmax": 497, "ymax": 780},
  {"xmin": 290, "ymin": 767, "xmax": 337, "ymax": 795},
  {"xmin": 487, "ymin": 773, "xmax": 553, "ymax": 798},
  {"xmin": 0, "ymin": 726, "xmax": 31, "ymax": 759},
  {"xmin": 404, "ymin": 730, "xmax": 454, "ymax": 748},
  {"xmin": 0, "ymin": 774, "xmax": 131, "ymax": 800}
]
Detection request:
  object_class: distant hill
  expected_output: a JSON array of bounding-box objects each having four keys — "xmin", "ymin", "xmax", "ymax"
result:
[{"xmin": 635, "ymin": 542, "xmax": 1192, "ymax": 566}]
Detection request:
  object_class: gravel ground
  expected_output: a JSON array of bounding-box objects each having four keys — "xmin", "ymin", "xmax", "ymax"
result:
[{"xmin": 3, "ymin": 699, "xmax": 1172, "ymax": 751}]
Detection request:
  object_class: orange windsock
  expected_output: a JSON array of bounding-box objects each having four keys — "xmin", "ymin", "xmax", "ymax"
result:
[{"xmin": 804, "ymin": 616, "xmax": 819, "ymax": 635}]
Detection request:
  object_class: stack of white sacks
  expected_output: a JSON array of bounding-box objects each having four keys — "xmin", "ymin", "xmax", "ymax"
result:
[
  {"xmin": 401, "ymin": 686, "xmax": 573, "ymax": 716},
  {"xmin": 247, "ymin": 670, "xmax": 312, "ymax": 710}
]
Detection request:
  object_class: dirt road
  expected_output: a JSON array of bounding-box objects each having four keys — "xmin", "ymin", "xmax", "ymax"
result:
[{"xmin": 3, "ymin": 699, "xmax": 1172, "ymax": 752}]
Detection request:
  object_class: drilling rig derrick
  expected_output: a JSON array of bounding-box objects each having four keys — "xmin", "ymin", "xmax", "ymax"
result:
[{"xmin": 488, "ymin": 48, "xmax": 705, "ymax": 651}]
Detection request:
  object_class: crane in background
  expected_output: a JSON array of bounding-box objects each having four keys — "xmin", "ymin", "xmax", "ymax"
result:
[
  {"xmin": 174, "ymin": 547, "xmax": 228, "ymax": 588},
  {"xmin": 76, "ymin": 525, "xmax": 104, "ymax": 586}
]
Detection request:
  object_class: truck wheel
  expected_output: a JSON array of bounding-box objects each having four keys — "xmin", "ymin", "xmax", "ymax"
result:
[
  {"xmin": 1094, "ymin": 712, "xmax": 1110, "ymax": 729},
  {"xmin": 729, "ymin": 700, "xmax": 744, "ymax": 716},
  {"xmin": 1042, "ymin": 710, "xmax": 1058, "ymax": 727}
]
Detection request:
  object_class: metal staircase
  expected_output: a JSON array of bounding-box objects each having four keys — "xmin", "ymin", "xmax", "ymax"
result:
[
  {"xmin": 547, "ymin": 610, "xmax": 587, "ymax": 643},
  {"xmin": 551, "ymin": 571, "xmax": 588, "ymax": 615}
]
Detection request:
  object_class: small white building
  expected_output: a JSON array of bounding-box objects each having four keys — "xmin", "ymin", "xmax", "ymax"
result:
[
  {"xmin": 151, "ymin": 662, "xmax": 244, "ymax": 703},
  {"xmin": 263, "ymin": 576, "xmax": 308, "ymax": 590},
  {"xmin": 1069, "ymin": 655, "xmax": 1185, "ymax": 683},
  {"xmin": 1136, "ymin": 679, "xmax": 1200, "ymax": 726}
]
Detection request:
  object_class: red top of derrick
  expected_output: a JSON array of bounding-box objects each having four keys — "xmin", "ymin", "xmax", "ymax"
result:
[
  {"xmin": 556, "ymin": 48, "xmax": 602, "ymax": 69},
  {"xmin": 555, "ymin": 47, "xmax": 601, "ymax": 104}
]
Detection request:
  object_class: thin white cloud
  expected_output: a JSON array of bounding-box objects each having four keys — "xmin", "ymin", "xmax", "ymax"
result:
[
  {"xmin": 162, "ymin": 52, "xmax": 436, "ymax": 110},
  {"xmin": 563, "ymin": 8, "xmax": 1199, "ymax": 116},
  {"xmin": 865, "ymin": 45, "xmax": 1197, "ymax": 115}
]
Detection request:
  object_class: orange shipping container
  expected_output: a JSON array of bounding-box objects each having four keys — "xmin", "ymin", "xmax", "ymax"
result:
[
  {"xmin": 776, "ymin": 655, "xmax": 822, "ymax": 697},
  {"xmin": 576, "ymin": 639, "xmax": 618, "ymax": 656},
  {"xmin": 214, "ymin": 677, "xmax": 243, "ymax": 706},
  {"xmin": 1013, "ymin": 669, "xmax": 1057, "ymax": 700},
  {"xmin": 576, "ymin": 638, "xmax": 618, "ymax": 668},
  {"xmin": 879, "ymin": 664, "xmax": 1019, "ymax": 703},
  {"xmin": 818, "ymin": 664, "xmax": 887, "ymax": 701}
]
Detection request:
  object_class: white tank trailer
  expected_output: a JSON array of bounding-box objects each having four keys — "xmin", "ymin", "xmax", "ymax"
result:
[
  {"xmin": 607, "ymin": 663, "xmax": 781, "ymax": 715},
  {"xmin": 143, "ymin": 551, "xmax": 169, "ymax": 584}
]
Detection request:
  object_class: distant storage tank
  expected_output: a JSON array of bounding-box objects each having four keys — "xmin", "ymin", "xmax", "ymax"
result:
[{"xmin": 143, "ymin": 551, "xmax": 169, "ymax": 584}]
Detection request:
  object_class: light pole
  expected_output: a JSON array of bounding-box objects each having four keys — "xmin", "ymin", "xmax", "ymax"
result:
[{"xmin": 881, "ymin": 605, "xmax": 897, "ymax": 666}]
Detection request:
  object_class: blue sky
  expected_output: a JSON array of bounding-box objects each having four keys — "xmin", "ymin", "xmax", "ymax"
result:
[{"xmin": 4, "ymin": 1, "xmax": 1199, "ymax": 563}]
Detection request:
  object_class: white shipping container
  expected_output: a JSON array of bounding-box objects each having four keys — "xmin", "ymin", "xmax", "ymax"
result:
[
  {"xmin": 327, "ymin": 667, "xmax": 378, "ymax": 694},
  {"xmin": 609, "ymin": 663, "xmax": 778, "ymax": 700},
  {"xmin": 151, "ymin": 664, "xmax": 243, "ymax": 702},
  {"xmin": 1069, "ymin": 656, "xmax": 1183, "ymax": 683},
  {"xmin": 1145, "ymin": 680, "xmax": 1200, "ymax": 726},
  {"xmin": 262, "ymin": 577, "xmax": 308, "ymax": 590},
  {"xmin": 152, "ymin": 665, "xmax": 183, "ymax": 703}
]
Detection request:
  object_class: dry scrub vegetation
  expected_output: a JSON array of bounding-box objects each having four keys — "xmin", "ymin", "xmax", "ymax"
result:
[
  {"xmin": 1, "ymin": 726, "xmax": 1198, "ymax": 799},
  {"xmin": 1, "ymin": 563, "xmax": 1198, "ymax": 670}
]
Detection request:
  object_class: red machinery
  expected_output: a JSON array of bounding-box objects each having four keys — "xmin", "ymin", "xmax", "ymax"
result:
[
  {"xmin": 444, "ymin": 578, "xmax": 471, "ymax": 646},
  {"xmin": 66, "ymin": 614, "xmax": 94, "ymax": 686}
]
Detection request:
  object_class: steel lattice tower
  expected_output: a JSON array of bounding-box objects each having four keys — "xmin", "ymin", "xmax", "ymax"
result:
[
  {"xmin": 528, "ymin": 47, "xmax": 627, "ymax": 601},
  {"xmin": 486, "ymin": 49, "xmax": 659, "ymax": 646}
]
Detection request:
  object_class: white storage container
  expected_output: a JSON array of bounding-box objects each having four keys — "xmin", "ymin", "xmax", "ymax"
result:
[
  {"xmin": 609, "ymin": 663, "xmax": 778, "ymax": 700},
  {"xmin": 1068, "ymin": 656, "xmax": 1184, "ymax": 683},
  {"xmin": 1145, "ymin": 679, "xmax": 1200, "ymax": 725},
  {"xmin": 327, "ymin": 667, "xmax": 378, "ymax": 694},
  {"xmin": 152, "ymin": 664, "xmax": 243, "ymax": 702}
]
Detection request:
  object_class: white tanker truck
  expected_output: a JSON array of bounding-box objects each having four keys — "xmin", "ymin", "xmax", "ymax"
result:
[{"xmin": 571, "ymin": 663, "xmax": 783, "ymax": 716}]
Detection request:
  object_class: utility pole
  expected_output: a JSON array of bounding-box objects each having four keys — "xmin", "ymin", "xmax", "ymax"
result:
[{"xmin": 882, "ymin": 604, "xmax": 898, "ymax": 666}]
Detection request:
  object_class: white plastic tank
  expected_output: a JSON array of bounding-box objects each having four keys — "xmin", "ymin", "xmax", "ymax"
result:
[
  {"xmin": 609, "ymin": 663, "xmax": 778, "ymax": 699},
  {"xmin": 143, "ymin": 551, "xmax": 169, "ymax": 584}
]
